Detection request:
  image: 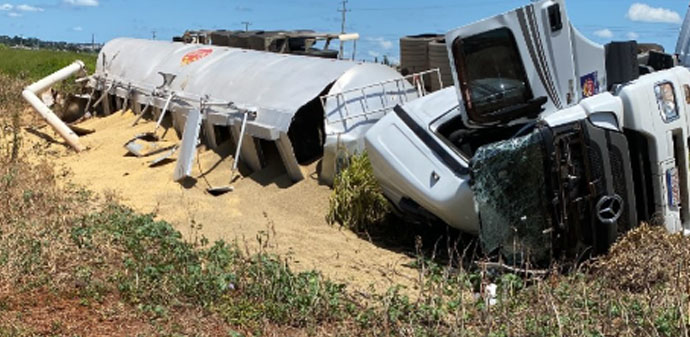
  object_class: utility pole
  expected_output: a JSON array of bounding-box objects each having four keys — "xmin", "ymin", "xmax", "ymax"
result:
[
  {"xmin": 91, "ymin": 33, "xmax": 95, "ymax": 52},
  {"xmin": 338, "ymin": 0, "xmax": 349, "ymax": 59},
  {"xmin": 241, "ymin": 21, "xmax": 252, "ymax": 32}
]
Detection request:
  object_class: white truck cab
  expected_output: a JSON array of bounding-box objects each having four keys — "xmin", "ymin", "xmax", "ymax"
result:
[
  {"xmin": 365, "ymin": 0, "xmax": 690, "ymax": 263},
  {"xmin": 618, "ymin": 68, "xmax": 690, "ymax": 233}
]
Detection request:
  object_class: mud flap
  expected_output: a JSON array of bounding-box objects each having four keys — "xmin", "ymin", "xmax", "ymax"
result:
[{"xmin": 470, "ymin": 119, "xmax": 637, "ymax": 264}]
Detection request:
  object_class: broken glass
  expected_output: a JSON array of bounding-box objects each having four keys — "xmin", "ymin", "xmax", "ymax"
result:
[{"xmin": 470, "ymin": 131, "xmax": 553, "ymax": 264}]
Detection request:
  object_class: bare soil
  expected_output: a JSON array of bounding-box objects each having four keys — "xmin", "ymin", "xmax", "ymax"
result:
[{"xmin": 23, "ymin": 110, "xmax": 418, "ymax": 293}]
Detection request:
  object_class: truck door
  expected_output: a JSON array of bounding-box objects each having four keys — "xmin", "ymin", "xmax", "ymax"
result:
[
  {"xmin": 445, "ymin": 0, "xmax": 604, "ymax": 128},
  {"xmin": 445, "ymin": 0, "xmax": 565, "ymax": 127}
]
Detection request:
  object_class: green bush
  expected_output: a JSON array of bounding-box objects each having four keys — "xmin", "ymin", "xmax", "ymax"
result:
[{"xmin": 326, "ymin": 152, "xmax": 390, "ymax": 232}]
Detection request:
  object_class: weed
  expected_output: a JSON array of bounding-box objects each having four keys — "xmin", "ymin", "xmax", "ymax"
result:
[{"xmin": 326, "ymin": 152, "xmax": 390, "ymax": 232}]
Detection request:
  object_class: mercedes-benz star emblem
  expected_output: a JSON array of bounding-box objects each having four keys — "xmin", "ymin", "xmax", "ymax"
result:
[{"xmin": 596, "ymin": 194, "xmax": 624, "ymax": 224}]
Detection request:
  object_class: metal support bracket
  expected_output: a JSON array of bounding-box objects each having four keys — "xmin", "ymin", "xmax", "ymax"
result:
[{"xmin": 174, "ymin": 108, "xmax": 203, "ymax": 181}]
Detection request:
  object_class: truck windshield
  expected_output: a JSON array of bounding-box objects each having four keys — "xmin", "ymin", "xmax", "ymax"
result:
[{"xmin": 453, "ymin": 28, "xmax": 534, "ymax": 124}]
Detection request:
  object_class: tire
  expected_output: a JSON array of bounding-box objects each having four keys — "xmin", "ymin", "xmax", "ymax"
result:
[
  {"xmin": 426, "ymin": 38, "xmax": 454, "ymax": 89},
  {"xmin": 211, "ymin": 31, "xmax": 231, "ymax": 46},
  {"xmin": 401, "ymin": 53, "xmax": 428, "ymax": 63},
  {"xmin": 228, "ymin": 31, "xmax": 262, "ymax": 49},
  {"xmin": 292, "ymin": 48, "xmax": 339, "ymax": 59},
  {"xmin": 400, "ymin": 48, "xmax": 427, "ymax": 54},
  {"xmin": 248, "ymin": 31, "xmax": 286, "ymax": 51},
  {"xmin": 402, "ymin": 55, "xmax": 427, "ymax": 62},
  {"xmin": 429, "ymin": 52, "xmax": 448, "ymax": 60},
  {"xmin": 637, "ymin": 43, "xmax": 664, "ymax": 54},
  {"xmin": 400, "ymin": 34, "xmax": 442, "ymax": 74},
  {"xmin": 248, "ymin": 35, "xmax": 265, "ymax": 50}
]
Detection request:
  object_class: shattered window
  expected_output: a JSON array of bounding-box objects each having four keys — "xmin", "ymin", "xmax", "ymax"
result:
[{"xmin": 470, "ymin": 131, "xmax": 552, "ymax": 264}]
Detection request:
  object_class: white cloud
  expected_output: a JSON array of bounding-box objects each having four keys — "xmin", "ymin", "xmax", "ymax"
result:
[
  {"xmin": 594, "ymin": 29, "xmax": 614, "ymax": 39},
  {"xmin": 7, "ymin": 11, "xmax": 21, "ymax": 17},
  {"xmin": 0, "ymin": 3, "xmax": 12, "ymax": 10},
  {"xmin": 627, "ymin": 3, "xmax": 681, "ymax": 24},
  {"xmin": 368, "ymin": 50, "xmax": 381, "ymax": 58},
  {"xmin": 368, "ymin": 37, "xmax": 393, "ymax": 50},
  {"xmin": 72, "ymin": 26, "xmax": 83, "ymax": 31},
  {"xmin": 63, "ymin": 0, "xmax": 98, "ymax": 7},
  {"xmin": 627, "ymin": 31, "xmax": 640, "ymax": 40},
  {"xmin": 16, "ymin": 4, "xmax": 43, "ymax": 12}
]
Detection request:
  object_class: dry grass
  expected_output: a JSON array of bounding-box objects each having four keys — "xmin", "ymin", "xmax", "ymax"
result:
[
  {"xmin": 593, "ymin": 223, "xmax": 690, "ymax": 292},
  {"xmin": 0, "ymin": 74, "xmax": 25, "ymax": 163}
]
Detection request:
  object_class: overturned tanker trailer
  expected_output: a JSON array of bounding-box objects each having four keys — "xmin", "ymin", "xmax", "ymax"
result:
[{"xmin": 87, "ymin": 38, "xmax": 428, "ymax": 184}]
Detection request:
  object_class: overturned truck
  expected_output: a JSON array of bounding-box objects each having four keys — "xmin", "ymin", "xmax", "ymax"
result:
[{"xmin": 366, "ymin": 0, "xmax": 690, "ymax": 263}]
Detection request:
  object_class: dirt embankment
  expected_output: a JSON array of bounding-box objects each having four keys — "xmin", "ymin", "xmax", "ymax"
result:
[{"xmin": 23, "ymin": 110, "xmax": 418, "ymax": 293}]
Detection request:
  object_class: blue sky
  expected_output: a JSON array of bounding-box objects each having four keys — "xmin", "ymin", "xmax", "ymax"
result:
[{"xmin": 0, "ymin": 0, "xmax": 687, "ymax": 62}]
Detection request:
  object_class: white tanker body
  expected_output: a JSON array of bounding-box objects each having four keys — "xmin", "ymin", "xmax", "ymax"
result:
[{"xmin": 89, "ymin": 38, "xmax": 416, "ymax": 184}]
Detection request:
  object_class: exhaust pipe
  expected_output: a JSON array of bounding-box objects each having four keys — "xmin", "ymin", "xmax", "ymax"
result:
[{"xmin": 22, "ymin": 60, "xmax": 86, "ymax": 152}]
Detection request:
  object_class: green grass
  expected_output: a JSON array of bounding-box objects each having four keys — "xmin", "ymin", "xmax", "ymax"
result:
[
  {"xmin": 0, "ymin": 46, "xmax": 96, "ymax": 82},
  {"xmin": 327, "ymin": 152, "xmax": 390, "ymax": 232}
]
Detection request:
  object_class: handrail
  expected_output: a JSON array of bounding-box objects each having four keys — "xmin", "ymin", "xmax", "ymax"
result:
[
  {"xmin": 320, "ymin": 68, "xmax": 443, "ymax": 130},
  {"xmin": 320, "ymin": 68, "xmax": 442, "ymax": 105}
]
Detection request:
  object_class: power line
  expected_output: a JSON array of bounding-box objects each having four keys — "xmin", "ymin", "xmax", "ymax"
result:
[
  {"xmin": 338, "ymin": 0, "xmax": 349, "ymax": 58},
  {"xmin": 241, "ymin": 21, "xmax": 252, "ymax": 32}
]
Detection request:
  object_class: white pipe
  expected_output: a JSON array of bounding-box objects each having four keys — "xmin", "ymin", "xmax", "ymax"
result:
[
  {"xmin": 26, "ymin": 61, "xmax": 85, "ymax": 94},
  {"xmin": 338, "ymin": 33, "xmax": 360, "ymax": 41},
  {"xmin": 22, "ymin": 60, "xmax": 86, "ymax": 152}
]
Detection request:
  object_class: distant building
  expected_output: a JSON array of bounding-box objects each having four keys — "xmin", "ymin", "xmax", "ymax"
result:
[{"xmin": 74, "ymin": 43, "xmax": 103, "ymax": 53}]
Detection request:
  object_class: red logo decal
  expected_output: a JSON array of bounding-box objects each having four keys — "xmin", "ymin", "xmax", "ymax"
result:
[{"xmin": 181, "ymin": 48, "xmax": 213, "ymax": 65}]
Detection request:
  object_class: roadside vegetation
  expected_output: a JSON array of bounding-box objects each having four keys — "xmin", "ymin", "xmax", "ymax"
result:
[
  {"xmin": 0, "ymin": 44, "xmax": 97, "ymax": 82},
  {"xmin": 327, "ymin": 152, "xmax": 390, "ymax": 232},
  {"xmin": 2, "ymin": 48, "xmax": 690, "ymax": 336}
]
